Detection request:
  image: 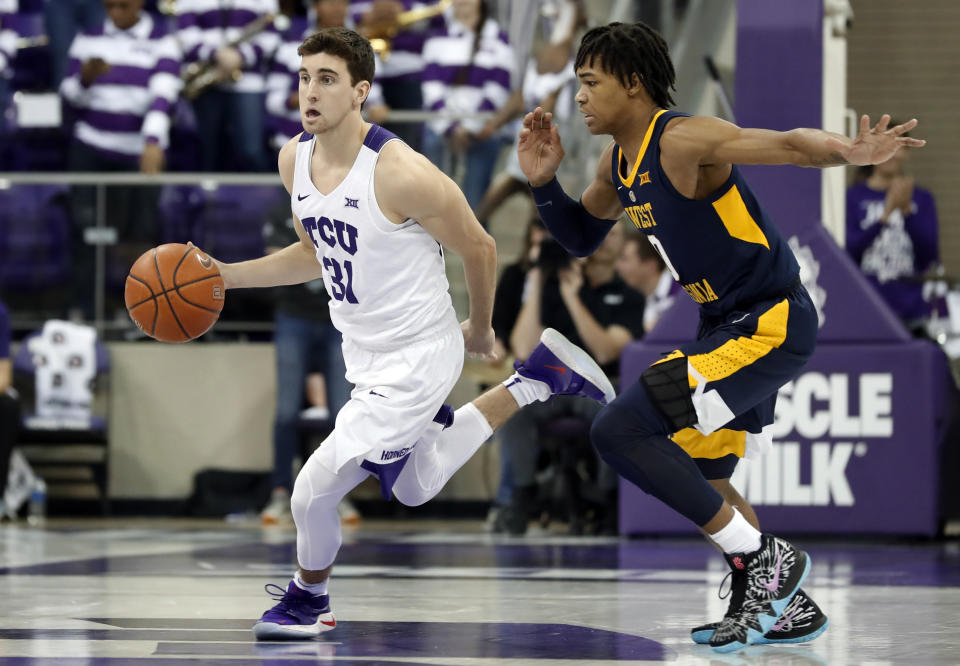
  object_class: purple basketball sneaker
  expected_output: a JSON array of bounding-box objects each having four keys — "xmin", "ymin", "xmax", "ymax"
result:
[
  {"xmin": 514, "ymin": 328, "xmax": 616, "ymax": 404},
  {"xmin": 252, "ymin": 581, "xmax": 336, "ymax": 640}
]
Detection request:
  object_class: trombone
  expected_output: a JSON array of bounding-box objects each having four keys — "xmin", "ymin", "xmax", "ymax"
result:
[{"xmin": 361, "ymin": 0, "xmax": 451, "ymax": 61}]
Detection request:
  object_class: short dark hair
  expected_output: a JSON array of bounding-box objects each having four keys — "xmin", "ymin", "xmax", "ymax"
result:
[
  {"xmin": 298, "ymin": 27, "xmax": 375, "ymax": 87},
  {"xmin": 575, "ymin": 21, "xmax": 676, "ymax": 109},
  {"xmin": 626, "ymin": 232, "xmax": 666, "ymax": 271}
]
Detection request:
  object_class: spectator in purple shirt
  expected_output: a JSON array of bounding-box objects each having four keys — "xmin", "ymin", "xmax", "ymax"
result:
[{"xmin": 846, "ymin": 139, "xmax": 939, "ymax": 333}]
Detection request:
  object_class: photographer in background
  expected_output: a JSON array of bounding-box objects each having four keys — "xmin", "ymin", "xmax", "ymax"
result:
[{"xmin": 495, "ymin": 224, "xmax": 645, "ymax": 534}]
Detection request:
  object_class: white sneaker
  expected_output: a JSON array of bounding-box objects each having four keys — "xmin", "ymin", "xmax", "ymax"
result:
[
  {"xmin": 300, "ymin": 405, "xmax": 330, "ymax": 420},
  {"xmin": 260, "ymin": 489, "xmax": 292, "ymax": 525}
]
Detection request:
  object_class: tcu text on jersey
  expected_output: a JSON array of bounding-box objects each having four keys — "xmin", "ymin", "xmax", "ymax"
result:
[
  {"xmin": 302, "ymin": 215, "xmax": 360, "ymax": 304},
  {"xmin": 302, "ymin": 216, "xmax": 359, "ymax": 256}
]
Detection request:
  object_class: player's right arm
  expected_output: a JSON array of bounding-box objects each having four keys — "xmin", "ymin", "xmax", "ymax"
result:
[
  {"xmin": 376, "ymin": 142, "xmax": 498, "ymax": 359},
  {"xmin": 518, "ymin": 107, "xmax": 622, "ymax": 257},
  {"xmin": 215, "ymin": 134, "xmax": 325, "ymax": 290}
]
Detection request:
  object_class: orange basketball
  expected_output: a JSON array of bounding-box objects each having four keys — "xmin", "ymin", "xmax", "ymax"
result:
[{"xmin": 125, "ymin": 243, "xmax": 225, "ymax": 343}]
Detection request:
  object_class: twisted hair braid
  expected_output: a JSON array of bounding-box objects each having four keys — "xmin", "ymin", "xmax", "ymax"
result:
[{"xmin": 575, "ymin": 21, "xmax": 676, "ymax": 109}]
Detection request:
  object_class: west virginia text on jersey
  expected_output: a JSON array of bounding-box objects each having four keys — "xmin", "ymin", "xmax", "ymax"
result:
[{"xmin": 613, "ymin": 110, "xmax": 800, "ymax": 316}]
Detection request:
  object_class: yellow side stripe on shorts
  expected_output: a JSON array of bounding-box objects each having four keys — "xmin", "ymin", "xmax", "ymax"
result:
[
  {"xmin": 671, "ymin": 427, "xmax": 746, "ymax": 459},
  {"xmin": 687, "ymin": 298, "xmax": 790, "ymax": 383}
]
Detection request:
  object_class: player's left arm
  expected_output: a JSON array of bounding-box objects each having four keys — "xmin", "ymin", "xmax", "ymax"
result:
[
  {"xmin": 667, "ymin": 113, "xmax": 926, "ymax": 169},
  {"xmin": 376, "ymin": 143, "xmax": 499, "ymax": 358}
]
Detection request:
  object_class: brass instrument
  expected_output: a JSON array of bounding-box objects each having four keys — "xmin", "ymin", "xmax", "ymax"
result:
[
  {"xmin": 182, "ymin": 12, "xmax": 278, "ymax": 100},
  {"xmin": 361, "ymin": 0, "xmax": 451, "ymax": 61}
]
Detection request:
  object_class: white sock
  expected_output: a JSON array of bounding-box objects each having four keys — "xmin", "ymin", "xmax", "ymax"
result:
[
  {"xmin": 709, "ymin": 507, "xmax": 762, "ymax": 555},
  {"xmin": 293, "ymin": 571, "xmax": 328, "ymax": 596},
  {"xmin": 503, "ymin": 372, "xmax": 550, "ymax": 407}
]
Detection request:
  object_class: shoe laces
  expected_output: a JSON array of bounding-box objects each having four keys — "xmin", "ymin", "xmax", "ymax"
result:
[
  {"xmin": 717, "ymin": 568, "xmax": 748, "ymax": 619},
  {"xmin": 263, "ymin": 582, "xmax": 313, "ymax": 616},
  {"xmin": 265, "ymin": 582, "xmax": 290, "ymax": 600}
]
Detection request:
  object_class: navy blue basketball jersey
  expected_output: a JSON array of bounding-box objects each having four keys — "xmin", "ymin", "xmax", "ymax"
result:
[{"xmin": 613, "ymin": 109, "xmax": 800, "ymax": 316}]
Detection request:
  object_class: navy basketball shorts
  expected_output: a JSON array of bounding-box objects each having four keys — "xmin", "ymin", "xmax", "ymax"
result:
[{"xmin": 657, "ymin": 284, "xmax": 818, "ymax": 477}]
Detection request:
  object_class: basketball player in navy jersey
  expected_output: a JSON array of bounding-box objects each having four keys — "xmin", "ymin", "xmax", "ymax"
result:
[
  {"xmin": 518, "ymin": 22, "xmax": 925, "ymax": 653},
  {"xmin": 191, "ymin": 27, "xmax": 616, "ymax": 641}
]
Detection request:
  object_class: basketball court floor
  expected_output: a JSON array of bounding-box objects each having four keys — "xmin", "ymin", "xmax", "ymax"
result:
[{"xmin": 1, "ymin": 519, "xmax": 958, "ymax": 665}]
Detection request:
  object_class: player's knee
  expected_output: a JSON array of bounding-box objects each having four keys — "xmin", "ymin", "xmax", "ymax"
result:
[
  {"xmin": 590, "ymin": 384, "xmax": 667, "ymax": 460},
  {"xmin": 591, "ymin": 401, "xmax": 640, "ymax": 462},
  {"xmin": 290, "ymin": 473, "xmax": 312, "ymax": 521},
  {"xmin": 391, "ymin": 484, "xmax": 430, "ymax": 508}
]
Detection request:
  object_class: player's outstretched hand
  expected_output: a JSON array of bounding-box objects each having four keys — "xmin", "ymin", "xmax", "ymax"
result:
[
  {"xmin": 518, "ymin": 106, "xmax": 566, "ymax": 187},
  {"xmin": 827, "ymin": 114, "xmax": 926, "ymax": 166},
  {"xmin": 461, "ymin": 320, "xmax": 498, "ymax": 361},
  {"xmin": 186, "ymin": 241, "xmax": 230, "ymax": 288}
]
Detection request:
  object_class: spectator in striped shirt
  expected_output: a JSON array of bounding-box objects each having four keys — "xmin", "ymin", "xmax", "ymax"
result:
[
  {"xmin": 266, "ymin": 0, "xmax": 387, "ymax": 153},
  {"xmin": 353, "ymin": 0, "xmax": 445, "ymax": 151},
  {"xmin": 420, "ymin": 0, "xmax": 513, "ymax": 211},
  {"xmin": 59, "ymin": 0, "xmax": 181, "ymax": 319},
  {"xmin": 176, "ymin": 0, "xmax": 279, "ymax": 172},
  {"xmin": 60, "ymin": 0, "xmax": 181, "ymax": 173}
]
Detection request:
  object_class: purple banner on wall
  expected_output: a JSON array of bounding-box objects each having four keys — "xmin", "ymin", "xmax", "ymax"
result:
[
  {"xmin": 735, "ymin": 0, "xmax": 822, "ymax": 240},
  {"xmin": 618, "ymin": 340, "xmax": 953, "ymax": 536}
]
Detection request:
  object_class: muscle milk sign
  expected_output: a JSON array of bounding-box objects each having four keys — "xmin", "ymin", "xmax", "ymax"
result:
[{"xmin": 730, "ymin": 372, "xmax": 893, "ymax": 507}]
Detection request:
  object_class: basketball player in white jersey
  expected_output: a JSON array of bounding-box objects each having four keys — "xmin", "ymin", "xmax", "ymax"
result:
[{"xmin": 190, "ymin": 27, "xmax": 617, "ymax": 640}]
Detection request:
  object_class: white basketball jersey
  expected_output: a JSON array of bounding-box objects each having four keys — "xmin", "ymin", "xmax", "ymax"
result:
[{"xmin": 291, "ymin": 125, "xmax": 456, "ymax": 350}]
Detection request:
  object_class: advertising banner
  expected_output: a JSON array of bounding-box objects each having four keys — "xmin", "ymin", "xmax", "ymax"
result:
[{"xmin": 618, "ymin": 340, "xmax": 954, "ymax": 536}]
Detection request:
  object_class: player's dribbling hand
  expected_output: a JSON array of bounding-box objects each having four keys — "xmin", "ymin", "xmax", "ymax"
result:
[
  {"xmin": 518, "ymin": 106, "xmax": 566, "ymax": 187},
  {"xmin": 461, "ymin": 320, "xmax": 498, "ymax": 361},
  {"xmin": 186, "ymin": 241, "xmax": 231, "ymax": 288},
  {"xmin": 827, "ymin": 114, "xmax": 926, "ymax": 166}
]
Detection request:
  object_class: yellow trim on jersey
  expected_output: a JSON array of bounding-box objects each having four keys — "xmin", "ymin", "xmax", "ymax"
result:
[
  {"xmin": 687, "ymin": 298, "xmax": 790, "ymax": 382},
  {"xmin": 617, "ymin": 109, "xmax": 669, "ymax": 188},
  {"xmin": 672, "ymin": 427, "xmax": 746, "ymax": 459},
  {"xmin": 712, "ymin": 184, "xmax": 770, "ymax": 249}
]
